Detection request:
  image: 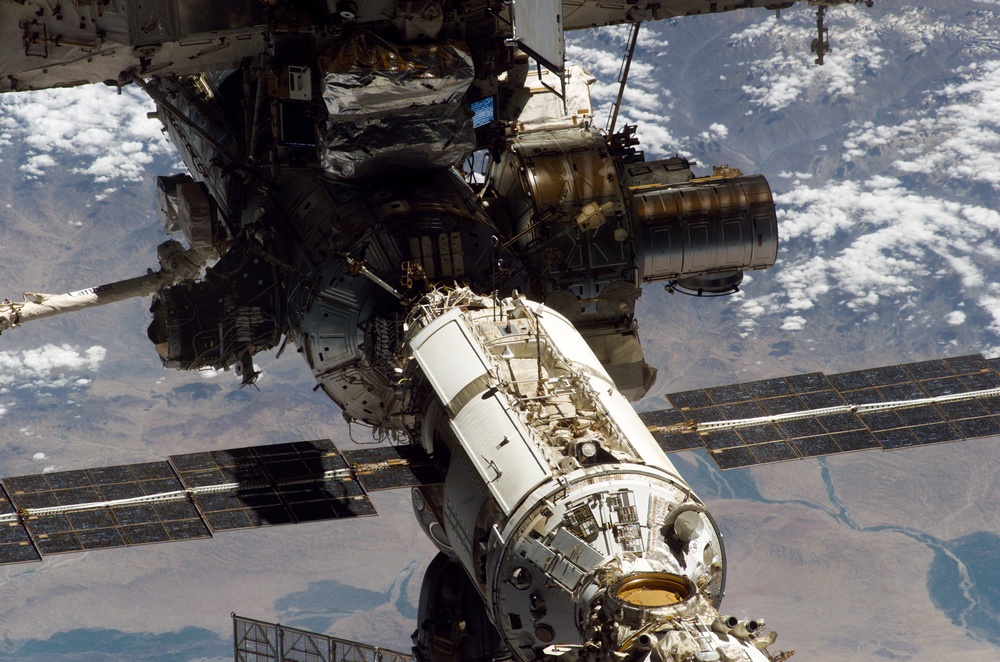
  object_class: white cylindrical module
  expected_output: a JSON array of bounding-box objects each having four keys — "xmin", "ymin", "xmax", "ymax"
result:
[{"xmin": 404, "ymin": 288, "xmax": 775, "ymax": 662}]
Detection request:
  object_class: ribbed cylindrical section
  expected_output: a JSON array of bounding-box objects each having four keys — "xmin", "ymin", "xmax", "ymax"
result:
[{"xmin": 631, "ymin": 175, "xmax": 778, "ymax": 293}]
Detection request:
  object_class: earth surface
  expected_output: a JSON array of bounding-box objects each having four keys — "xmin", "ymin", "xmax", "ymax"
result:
[{"xmin": 0, "ymin": 1, "xmax": 999, "ymax": 660}]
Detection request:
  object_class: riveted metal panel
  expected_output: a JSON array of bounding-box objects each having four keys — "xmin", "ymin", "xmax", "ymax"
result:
[
  {"xmin": 450, "ymin": 393, "xmax": 551, "ymax": 515},
  {"xmin": 511, "ymin": 0, "xmax": 565, "ymax": 72},
  {"xmin": 411, "ymin": 309, "xmax": 492, "ymax": 405}
]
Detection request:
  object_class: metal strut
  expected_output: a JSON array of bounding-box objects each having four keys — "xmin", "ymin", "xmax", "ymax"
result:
[
  {"xmin": 811, "ymin": 6, "xmax": 830, "ymax": 65},
  {"xmin": 607, "ymin": 22, "xmax": 641, "ymax": 134}
]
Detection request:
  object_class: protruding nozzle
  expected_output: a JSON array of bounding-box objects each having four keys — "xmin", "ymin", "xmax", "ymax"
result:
[
  {"xmin": 712, "ymin": 615, "xmax": 738, "ymax": 634},
  {"xmin": 732, "ymin": 619, "xmax": 763, "ymax": 639},
  {"xmin": 634, "ymin": 632, "xmax": 658, "ymax": 652}
]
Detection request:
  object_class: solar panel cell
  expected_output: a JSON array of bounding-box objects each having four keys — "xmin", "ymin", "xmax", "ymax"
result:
[
  {"xmin": 54, "ymin": 486, "xmax": 101, "ymax": 506},
  {"xmin": 342, "ymin": 497, "xmax": 378, "ymax": 517},
  {"xmin": 792, "ymin": 436, "xmax": 842, "ymax": 457},
  {"xmin": 704, "ymin": 383, "xmax": 753, "ymax": 405},
  {"xmin": 141, "ymin": 477, "xmax": 183, "ymax": 496},
  {"xmin": 858, "ymin": 410, "xmax": 905, "ymax": 432},
  {"xmin": 943, "ymin": 354, "xmax": 992, "ymax": 375},
  {"xmin": 66, "ymin": 509, "xmax": 114, "ymax": 530},
  {"xmin": 826, "ymin": 370, "xmax": 871, "ymax": 392},
  {"xmin": 288, "ymin": 501, "xmax": 338, "ymax": 522},
  {"xmin": 778, "ymin": 417, "xmax": 827, "ymax": 439},
  {"xmin": 845, "ymin": 387, "xmax": 884, "ymax": 404},
  {"xmin": 25, "ymin": 514, "xmax": 70, "ymax": 535},
  {"xmin": 36, "ymin": 531, "xmax": 82, "ymax": 555},
  {"xmin": 784, "ymin": 372, "xmax": 829, "ymax": 394},
  {"xmin": 44, "ymin": 470, "xmax": 90, "ymax": 490},
  {"xmin": 909, "ymin": 422, "xmax": 960, "ymax": 445},
  {"xmin": 751, "ymin": 441, "xmax": 799, "ymax": 464},
  {"xmin": 112, "ymin": 504, "xmax": 159, "ymax": 526},
  {"xmin": 710, "ymin": 447, "xmax": 757, "ymax": 470},
  {"xmin": 638, "ymin": 408, "xmax": 688, "ymax": 427},
  {"xmin": 130, "ymin": 462, "xmax": 179, "ymax": 480},
  {"xmin": 2, "ymin": 475, "xmax": 49, "ymax": 495},
  {"xmin": 874, "ymin": 428, "xmax": 920, "ymax": 449},
  {"xmin": 919, "ymin": 376, "xmax": 966, "ymax": 397},
  {"xmin": 746, "ymin": 378, "xmax": 791, "ymax": 399},
  {"xmin": 98, "ymin": 482, "xmax": 145, "ymax": 500},
  {"xmin": 0, "ymin": 535, "xmax": 40, "ymax": 564},
  {"xmin": 819, "ymin": 412, "xmax": 866, "ymax": 433},
  {"xmin": 169, "ymin": 452, "xmax": 218, "ymax": 472},
  {"xmin": 798, "ymin": 390, "xmax": 846, "ymax": 408},
  {"xmin": 88, "ymin": 465, "xmax": 134, "ymax": 484},
  {"xmin": 651, "ymin": 432, "xmax": 704, "ymax": 453},
  {"xmin": 958, "ymin": 370, "xmax": 1000, "ymax": 391},
  {"xmin": 9, "ymin": 491, "xmax": 57, "ymax": 509},
  {"xmin": 77, "ymin": 528, "xmax": 126, "ymax": 550},
  {"xmin": 896, "ymin": 405, "xmax": 945, "ymax": 426},
  {"xmin": 759, "ymin": 395, "xmax": 807, "ymax": 416},
  {"xmin": 978, "ymin": 396, "xmax": 1000, "ymax": 414},
  {"xmin": 864, "ymin": 365, "xmax": 910, "ymax": 386},
  {"xmin": 736, "ymin": 424, "xmax": 784, "ymax": 445},
  {"xmin": 717, "ymin": 401, "xmax": 766, "ymax": 420},
  {"xmin": 666, "ymin": 390, "xmax": 714, "ymax": 410},
  {"xmin": 204, "ymin": 510, "xmax": 255, "ymax": 531},
  {"xmin": 123, "ymin": 523, "xmax": 171, "ymax": 545},
  {"xmin": 155, "ymin": 501, "xmax": 198, "ymax": 521},
  {"xmin": 877, "ymin": 383, "xmax": 925, "ymax": 401},
  {"xmin": 952, "ymin": 417, "xmax": 1000, "ymax": 439},
  {"xmin": 256, "ymin": 506, "xmax": 299, "ymax": 526},
  {"xmin": 702, "ymin": 430, "xmax": 743, "ymax": 450},
  {"xmin": 937, "ymin": 399, "xmax": 988, "ymax": 421},
  {"xmin": 904, "ymin": 359, "xmax": 952, "ymax": 380},
  {"xmin": 829, "ymin": 430, "xmax": 879, "ymax": 451}
]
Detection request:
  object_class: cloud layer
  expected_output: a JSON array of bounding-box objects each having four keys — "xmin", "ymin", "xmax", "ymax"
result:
[
  {"xmin": 0, "ymin": 85, "xmax": 173, "ymax": 182},
  {"xmin": 568, "ymin": 25, "xmax": 689, "ymax": 157},
  {"xmin": 843, "ymin": 60, "xmax": 1000, "ymax": 190},
  {"xmin": 0, "ymin": 344, "xmax": 107, "ymax": 391}
]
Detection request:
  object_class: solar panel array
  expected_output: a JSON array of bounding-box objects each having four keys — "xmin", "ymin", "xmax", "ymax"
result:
[
  {"xmin": 0, "ymin": 439, "xmax": 441, "ymax": 565},
  {"xmin": 641, "ymin": 354, "xmax": 1000, "ymax": 470},
  {"xmin": 342, "ymin": 445, "xmax": 445, "ymax": 492},
  {"xmin": 3, "ymin": 462, "xmax": 209, "ymax": 560}
]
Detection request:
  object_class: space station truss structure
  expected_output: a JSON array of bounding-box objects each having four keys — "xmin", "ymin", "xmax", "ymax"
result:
[{"xmin": 234, "ymin": 614, "xmax": 415, "ymax": 662}]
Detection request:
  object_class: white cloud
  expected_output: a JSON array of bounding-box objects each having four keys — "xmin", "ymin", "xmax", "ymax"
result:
[
  {"xmin": 736, "ymin": 177, "xmax": 1000, "ymax": 336},
  {"xmin": 844, "ymin": 61, "xmax": 1000, "ymax": 190},
  {"xmin": 728, "ymin": 7, "xmax": 999, "ymax": 112},
  {"xmin": 94, "ymin": 187, "xmax": 118, "ymax": 202},
  {"xmin": 946, "ymin": 311, "xmax": 967, "ymax": 326},
  {"xmin": 699, "ymin": 123, "xmax": 729, "ymax": 141},
  {"xmin": 781, "ymin": 316, "xmax": 807, "ymax": 331},
  {"xmin": 20, "ymin": 153, "xmax": 56, "ymax": 176},
  {"xmin": 728, "ymin": 44, "xmax": 1000, "ymax": 346},
  {"xmin": 0, "ymin": 344, "xmax": 106, "ymax": 389},
  {"xmin": 730, "ymin": 13, "xmax": 885, "ymax": 111},
  {"xmin": 567, "ymin": 25, "xmax": 691, "ymax": 157},
  {"xmin": 198, "ymin": 367, "xmax": 227, "ymax": 379},
  {"xmin": 32, "ymin": 452, "xmax": 48, "ymax": 461},
  {"xmin": 0, "ymin": 85, "xmax": 173, "ymax": 182}
]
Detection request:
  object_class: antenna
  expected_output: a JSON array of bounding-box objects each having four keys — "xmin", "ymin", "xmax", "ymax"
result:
[{"xmin": 607, "ymin": 22, "xmax": 642, "ymax": 134}]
